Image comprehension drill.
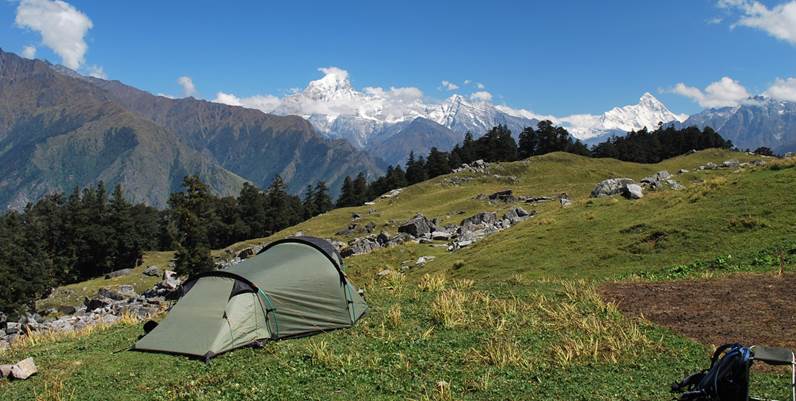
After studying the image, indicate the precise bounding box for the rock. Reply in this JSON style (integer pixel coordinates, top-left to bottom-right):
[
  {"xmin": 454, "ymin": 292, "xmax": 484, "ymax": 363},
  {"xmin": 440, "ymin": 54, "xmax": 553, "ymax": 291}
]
[
  {"xmin": 50, "ymin": 305, "xmax": 76, "ymax": 315},
  {"xmin": 294, "ymin": 231, "xmax": 304, "ymax": 237},
  {"xmin": 237, "ymin": 247, "xmax": 255, "ymax": 259},
  {"xmin": 341, "ymin": 237, "xmax": 380, "ymax": 257},
  {"xmin": 590, "ymin": 178, "xmax": 635, "ymax": 198},
  {"xmin": 461, "ymin": 212, "xmax": 497, "ymax": 227},
  {"xmin": 722, "ymin": 159, "xmax": 740, "ymax": 168},
  {"xmin": 161, "ymin": 270, "xmax": 180, "ymax": 290},
  {"xmin": 10, "ymin": 358, "xmax": 37, "ymax": 380},
  {"xmin": 678, "ymin": 168, "xmax": 689, "ymax": 174},
  {"xmin": 641, "ymin": 171, "xmax": 672, "ymax": 189},
  {"xmin": 398, "ymin": 214, "xmax": 435, "ymax": 238},
  {"xmin": 48, "ymin": 318, "xmax": 75, "ymax": 332},
  {"xmin": 0, "ymin": 364, "xmax": 12, "ymax": 378},
  {"xmin": 376, "ymin": 269, "xmax": 393, "ymax": 278},
  {"xmin": 351, "ymin": 212, "xmax": 361, "ymax": 220},
  {"xmin": 84, "ymin": 297, "xmax": 110, "ymax": 311},
  {"xmin": 666, "ymin": 179, "xmax": 685, "ymax": 190},
  {"xmin": 623, "ymin": 184, "xmax": 644, "ymax": 199},
  {"xmin": 105, "ymin": 268, "xmax": 134, "ymax": 279},
  {"xmin": 6, "ymin": 322, "xmax": 20, "ymax": 335},
  {"xmin": 559, "ymin": 193, "xmax": 572, "ymax": 208},
  {"xmin": 416, "ymin": 256, "xmax": 436, "ymax": 266},
  {"xmin": 751, "ymin": 160, "xmax": 766, "ymax": 166},
  {"xmin": 503, "ymin": 207, "xmax": 531, "ymax": 224},
  {"xmin": 364, "ymin": 201, "xmax": 375, "ymax": 206},
  {"xmin": 98, "ymin": 286, "xmax": 136, "ymax": 301},
  {"xmin": 364, "ymin": 221, "xmax": 376, "ymax": 233},
  {"xmin": 143, "ymin": 265, "xmax": 162, "ymax": 277},
  {"xmin": 380, "ymin": 188, "xmax": 403, "ymax": 199},
  {"xmin": 704, "ymin": 162, "xmax": 718, "ymax": 170},
  {"xmin": 431, "ymin": 231, "xmax": 451, "ymax": 240},
  {"xmin": 522, "ymin": 196, "xmax": 553, "ymax": 204},
  {"xmin": 376, "ymin": 231, "xmax": 391, "ymax": 245},
  {"xmin": 488, "ymin": 189, "xmax": 515, "ymax": 202}
]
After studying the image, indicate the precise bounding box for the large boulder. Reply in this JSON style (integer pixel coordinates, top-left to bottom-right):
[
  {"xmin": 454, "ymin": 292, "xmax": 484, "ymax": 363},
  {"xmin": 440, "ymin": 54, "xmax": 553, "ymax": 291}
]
[
  {"xmin": 591, "ymin": 178, "xmax": 635, "ymax": 198},
  {"xmin": 161, "ymin": 271, "xmax": 180, "ymax": 291},
  {"xmin": 623, "ymin": 184, "xmax": 644, "ymax": 199},
  {"xmin": 10, "ymin": 358, "xmax": 38, "ymax": 380},
  {"xmin": 97, "ymin": 286, "xmax": 137, "ymax": 301},
  {"xmin": 398, "ymin": 214, "xmax": 435, "ymax": 238},
  {"xmin": 503, "ymin": 207, "xmax": 532, "ymax": 224},
  {"xmin": 143, "ymin": 266, "xmax": 162, "ymax": 277},
  {"xmin": 640, "ymin": 171, "xmax": 672, "ymax": 189}
]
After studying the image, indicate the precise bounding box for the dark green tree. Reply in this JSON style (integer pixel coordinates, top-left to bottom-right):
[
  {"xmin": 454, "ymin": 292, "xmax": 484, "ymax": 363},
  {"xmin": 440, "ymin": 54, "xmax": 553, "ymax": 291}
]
[{"xmin": 169, "ymin": 176, "xmax": 215, "ymax": 276}]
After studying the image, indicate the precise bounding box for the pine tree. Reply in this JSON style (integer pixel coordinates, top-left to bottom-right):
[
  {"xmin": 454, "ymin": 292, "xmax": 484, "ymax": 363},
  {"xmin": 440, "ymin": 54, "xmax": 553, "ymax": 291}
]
[
  {"xmin": 425, "ymin": 147, "xmax": 451, "ymax": 177},
  {"xmin": 405, "ymin": 154, "xmax": 428, "ymax": 184},
  {"xmin": 312, "ymin": 181, "xmax": 333, "ymax": 214},
  {"xmin": 352, "ymin": 172, "xmax": 369, "ymax": 205},
  {"xmin": 336, "ymin": 176, "xmax": 356, "ymax": 207},
  {"xmin": 302, "ymin": 184, "xmax": 317, "ymax": 219},
  {"xmin": 109, "ymin": 184, "xmax": 141, "ymax": 270},
  {"xmin": 170, "ymin": 176, "xmax": 215, "ymax": 276}
]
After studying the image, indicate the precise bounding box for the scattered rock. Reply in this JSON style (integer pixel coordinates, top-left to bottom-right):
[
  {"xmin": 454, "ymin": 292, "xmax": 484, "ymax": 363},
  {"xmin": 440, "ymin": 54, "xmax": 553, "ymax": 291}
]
[
  {"xmin": 666, "ymin": 179, "xmax": 686, "ymax": 190},
  {"xmin": 461, "ymin": 212, "xmax": 497, "ymax": 227},
  {"xmin": 351, "ymin": 212, "xmax": 361, "ymax": 220},
  {"xmin": 161, "ymin": 270, "xmax": 180, "ymax": 291},
  {"xmin": 398, "ymin": 213, "xmax": 435, "ymax": 238},
  {"xmin": 678, "ymin": 168, "xmax": 689, "ymax": 174},
  {"xmin": 380, "ymin": 188, "xmax": 403, "ymax": 199},
  {"xmin": 416, "ymin": 256, "xmax": 436, "ymax": 266},
  {"xmin": 487, "ymin": 189, "xmax": 515, "ymax": 202},
  {"xmin": 364, "ymin": 221, "xmax": 376, "ymax": 233},
  {"xmin": 237, "ymin": 247, "xmax": 255, "ymax": 259},
  {"xmin": 640, "ymin": 171, "xmax": 672, "ymax": 189},
  {"xmin": 503, "ymin": 207, "xmax": 532, "ymax": 224},
  {"xmin": 84, "ymin": 297, "xmax": 110, "ymax": 311},
  {"xmin": 376, "ymin": 269, "xmax": 393, "ymax": 278},
  {"xmin": 341, "ymin": 237, "xmax": 381, "ymax": 257},
  {"xmin": 104, "ymin": 268, "xmax": 134, "ymax": 279},
  {"xmin": 143, "ymin": 266, "xmax": 162, "ymax": 277},
  {"xmin": 453, "ymin": 159, "xmax": 489, "ymax": 174},
  {"xmin": 751, "ymin": 160, "xmax": 766, "ymax": 166},
  {"xmin": 5, "ymin": 322, "xmax": 20, "ymax": 335},
  {"xmin": 431, "ymin": 231, "xmax": 452, "ymax": 241},
  {"xmin": 722, "ymin": 159, "xmax": 740, "ymax": 169},
  {"xmin": 559, "ymin": 193, "xmax": 572, "ymax": 208},
  {"xmin": 0, "ymin": 364, "xmax": 12, "ymax": 378},
  {"xmin": 590, "ymin": 178, "xmax": 635, "ymax": 198},
  {"xmin": 10, "ymin": 358, "xmax": 37, "ymax": 380}
]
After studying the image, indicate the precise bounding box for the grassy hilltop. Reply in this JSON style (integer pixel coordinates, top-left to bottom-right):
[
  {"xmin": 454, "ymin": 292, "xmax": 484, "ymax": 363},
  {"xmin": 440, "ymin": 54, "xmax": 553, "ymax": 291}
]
[{"xmin": 2, "ymin": 150, "xmax": 795, "ymax": 400}]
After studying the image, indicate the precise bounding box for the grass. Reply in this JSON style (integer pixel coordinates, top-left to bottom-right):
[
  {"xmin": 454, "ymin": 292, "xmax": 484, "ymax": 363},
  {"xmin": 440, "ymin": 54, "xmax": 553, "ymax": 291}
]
[{"xmin": 4, "ymin": 150, "xmax": 795, "ymax": 400}]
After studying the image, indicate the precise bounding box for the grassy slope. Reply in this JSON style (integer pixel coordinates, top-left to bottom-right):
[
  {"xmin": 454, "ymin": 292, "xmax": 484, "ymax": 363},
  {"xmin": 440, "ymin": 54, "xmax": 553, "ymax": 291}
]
[{"xmin": 3, "ymin": 150, "xmax": 795, "ymax": 400}]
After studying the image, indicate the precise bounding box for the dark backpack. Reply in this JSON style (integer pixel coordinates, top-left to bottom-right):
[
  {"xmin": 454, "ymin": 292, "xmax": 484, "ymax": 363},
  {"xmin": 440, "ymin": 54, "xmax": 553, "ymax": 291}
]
[{"xmin": 672, "ymin": 343, "xmax": 753, "ymax": 401}]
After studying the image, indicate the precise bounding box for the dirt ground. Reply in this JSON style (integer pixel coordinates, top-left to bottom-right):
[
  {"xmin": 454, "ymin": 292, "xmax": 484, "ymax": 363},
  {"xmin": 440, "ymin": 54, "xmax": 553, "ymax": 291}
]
[{"xmin": 601, "ymin": 273, "xmax": 796, "ymax": 351}]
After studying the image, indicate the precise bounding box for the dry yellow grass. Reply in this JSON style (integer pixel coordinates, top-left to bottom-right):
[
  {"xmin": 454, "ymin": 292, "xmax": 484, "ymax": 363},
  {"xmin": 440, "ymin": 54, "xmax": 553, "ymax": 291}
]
[
  {"xmin": 430, "ymin": 289, "xmax": 468, "ymax": 328},
  {"xmin": 418, "ymin": 273, "xmax": 447, "ymax": 292}
]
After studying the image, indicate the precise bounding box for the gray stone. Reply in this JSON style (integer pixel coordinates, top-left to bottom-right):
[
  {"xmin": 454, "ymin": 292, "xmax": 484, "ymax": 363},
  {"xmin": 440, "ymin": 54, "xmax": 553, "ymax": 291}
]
[
  {"xmin": 143, "ymin": 265, "xmax": 162, "ymax": 277},
  {"xmin": 678, "ymin": 168, "xmax": 689, "ymax": 174},
  {"xmin": 351, "ymin": 212, "xmax": 361, "ymax": 220},
  {"xmin": 0, "ymin": 364, "xmax": 12, "ymax": 378},
  {"xmin": 488, "ymin": 189, "xmax": 515, "ymax": 202},
  {"xmin": 161, "ymin": 270, "xmax": 180, "ymax": 290},
  {"xmin": 6, "ymin": 322, "xmax": 20, "ymax": 335},
  {"xmin": 623, "ymin": 184, "xmax": 644, "ymax": 199},
  {"xmin": 559, "ymin": 194, "xmax": 572, "ymax": 208},
  {"xmin": 416, "ymin": 256, "xmax": 436, "ymax": 266},
  {"xmin": 237, "ymin": 247, "xmax": 255, "ymax": 259},
  {"xmin": 10, "ymin": 357, "xmax": 37, "ymax": 380},
  {"xmin": 431, "ymin": 231, "xmax": 451, "ymax": 240},
  {"xmin": 591, "ymin": 178, "xmax": 635, "ymax": 197},
  {"xmin": 105, "ymin": 268, "xmax": 134, "ymax": 279},
  {"xmin": 503, "ymin": 207, "xmax": 531, "ymax": 224},
  {"xmin": 722, "ymin": 159, "xmax": 740, "ymax": 168},
  {"xmin": 666, "ymin": 179, "xmax": 685, "ymax": 190},
  {"xmin": 398, "ymin": 214, "xmax": 435, "ymax": 238},
  {"xmin": 641, "ymin": 171, "xmax": 672, "ymax": 189},
  {"xmin": 341, "ymin": 237, "xmax": 381, "ymax": 257},
  {"xmin": 704, "ymin": 162, "xmax": 718, "ymax": 170},
  {"xmin": 376, "ymin": 269, "xmax": 393, "ymax": 278},
  {"xmin": 364, "ymin": 221, "xmax": 376, "ymax": 233},
  {"xmin": 376, "ymin": 231, "xmax": 391, "ymax": 245},
  {"xmin": 461, "ymin": 212, "xmax": 497, "ymax": 227},
  {"xmin": 751, "ymin": 160, "xmax": 766, "ymax": 166},
  {"xmin": 84, "ymin": 297, "xmax": 110, "ymax": 311},
  {"xmin": 98, "ymin": 287, "xmax": 135, "ymax": 301}
]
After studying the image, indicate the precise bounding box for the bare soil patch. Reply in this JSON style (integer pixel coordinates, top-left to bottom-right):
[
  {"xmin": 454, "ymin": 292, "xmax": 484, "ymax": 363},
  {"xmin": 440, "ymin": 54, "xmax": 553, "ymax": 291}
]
[{"xmin": 601, "ymin": 273, "xmax": 796, "ymax": 350}]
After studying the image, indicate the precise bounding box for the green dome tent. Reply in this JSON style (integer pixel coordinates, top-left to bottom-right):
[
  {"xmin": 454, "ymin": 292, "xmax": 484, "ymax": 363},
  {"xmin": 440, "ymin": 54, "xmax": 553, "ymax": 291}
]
[{"xmin": 134, "ymin": 237, "xmax": 368, "ymax": 360}]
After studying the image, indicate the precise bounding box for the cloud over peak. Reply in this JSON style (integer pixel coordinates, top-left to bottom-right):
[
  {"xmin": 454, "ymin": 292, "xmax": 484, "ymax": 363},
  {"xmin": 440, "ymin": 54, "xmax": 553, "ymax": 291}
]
[
  {"xmin": 719, "ymin": 0, "xmax": 796, "ymax": 45},
  {"xmin": 670, "ymin": 76, "xmax": 750, "ymax": 108},
  {"xmin": 15, "ymin": 0, "xmax": 93, "ymax": 69}
]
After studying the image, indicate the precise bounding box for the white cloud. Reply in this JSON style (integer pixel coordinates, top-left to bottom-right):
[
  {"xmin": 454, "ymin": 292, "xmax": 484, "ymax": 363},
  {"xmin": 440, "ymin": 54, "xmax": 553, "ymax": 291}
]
[
  {"xmin": 670, "ymin": 76, "xmax": 750, "ymax": 108},
  {"xmin": 317, "ymin": 66, "xmax": 349, "ymax": 81},
  {"xmin": 86, "ymin": 65, "xmax": 106, "ymax": 79},
  {"xmin": 15, "ymin": 0, "xmax": 93, "ymax": 69},
  {"xmin": 495, "ymin": 104, "xmax": 556, "ymax": 122},
  {"xmin": 463, "ymin": 79, "xmax": 471, "ymax": 85},
  {"xmin": 441, "ymin": 80, "xmax": 459, "ymax": 91},
  {"xmin": 476, "ymin": 82, "xmax": 485, "ymax": 89},
  {"xmin": 719, "ymin": 0, "xmax": 796, "ymax": 45},
  {"xmin": 764, "ymin": 77, "xmax": 796, "ymax": 101},
  {"xmin": 21, "ymin": 45, "xmax": 37, "ymax": 59},
  {"xmin": 177, "ymin": 76, "xmax": 198, "ymax": 97},
  {"xmin": 470, "ymin": 91, "xmax": 493, "ymax": 102},
  {"xmin": 707, "ymin": 16, "xmax": 724, "ymax": 24},
  {"xmin": 213, "ymin": 92, "xmax": 281, "ymax": 113}
]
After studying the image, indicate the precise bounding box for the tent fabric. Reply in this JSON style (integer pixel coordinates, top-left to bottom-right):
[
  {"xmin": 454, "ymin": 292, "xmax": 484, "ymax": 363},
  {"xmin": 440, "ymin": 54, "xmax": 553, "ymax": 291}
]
[{"xmin": 134, "ymin": 237, "xmax": 367, "ymax": 358}]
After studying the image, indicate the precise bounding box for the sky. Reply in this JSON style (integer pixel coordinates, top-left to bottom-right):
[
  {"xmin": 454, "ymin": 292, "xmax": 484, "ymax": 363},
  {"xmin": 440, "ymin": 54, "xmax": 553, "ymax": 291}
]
[{"xmin": 2, "ymin": 0, "xmax": 796, "ymax": 118}]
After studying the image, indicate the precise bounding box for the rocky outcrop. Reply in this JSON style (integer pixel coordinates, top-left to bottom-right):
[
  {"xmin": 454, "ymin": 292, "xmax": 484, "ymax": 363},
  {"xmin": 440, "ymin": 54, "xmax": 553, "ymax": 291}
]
[
  {"xmin": 453, "ymin": 159, "xmax": 488, "ymax": 174},
  {"xmin": 398, "ymin": 214, "xmax": 436, "ymax": 238},
  {"xmin": 640, "ymin": 170, "xmax": 685, "ymax": 191},
  {"xmin": 624, "ymin": 184, "xmax": 644, "ymax": 199},
  {"xmin": 591, "ymin": 178, "xmax": 636, "ymax": 198}
]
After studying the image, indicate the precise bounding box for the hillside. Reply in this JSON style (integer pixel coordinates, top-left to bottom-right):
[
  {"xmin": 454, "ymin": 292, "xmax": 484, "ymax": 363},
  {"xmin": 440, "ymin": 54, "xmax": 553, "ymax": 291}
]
[
  {"xmin": 0, "ymin": 49, "xmax": 384, "ymax": 208},
  {"xmin": 2, "ymin": 149, "xmax": 794, "ymax": 400}
]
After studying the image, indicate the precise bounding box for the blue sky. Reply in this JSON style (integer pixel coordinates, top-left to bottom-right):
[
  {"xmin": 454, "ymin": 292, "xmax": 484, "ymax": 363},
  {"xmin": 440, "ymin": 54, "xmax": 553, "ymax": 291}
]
[{"xmin": 2, "ymin": 0, "xmax": 796, "ymax": 116}]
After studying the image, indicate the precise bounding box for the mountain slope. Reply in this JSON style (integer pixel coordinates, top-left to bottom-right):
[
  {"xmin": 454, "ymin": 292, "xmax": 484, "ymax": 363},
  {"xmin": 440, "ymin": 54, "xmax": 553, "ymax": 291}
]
[
  {"xmin": 365, "ymin": 117, "xmax": 464, "ymax": 165},
  {"xmin": 0, "ymin": 50, "xmax": 245, "ymax": 209},
  {"xmin": 681, "ymin": 96, "xmax": 796, "ymax": 153}
]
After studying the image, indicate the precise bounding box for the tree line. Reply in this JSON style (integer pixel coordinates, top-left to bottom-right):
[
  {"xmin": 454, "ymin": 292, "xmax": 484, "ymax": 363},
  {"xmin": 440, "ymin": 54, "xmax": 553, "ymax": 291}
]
[
  {"xmin": 0, "ymin": 176, "xmax": 334, "ymax": 316},
  {"xmin": 335, "ymin": 121, "xmax": 730, "ymax": 206}
]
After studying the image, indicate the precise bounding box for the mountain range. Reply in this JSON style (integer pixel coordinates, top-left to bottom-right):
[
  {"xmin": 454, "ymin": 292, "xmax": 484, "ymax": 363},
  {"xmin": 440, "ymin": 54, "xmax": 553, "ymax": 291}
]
[
  {"xmin": 677, "ymin": 96, "xmax": 796, "ymax": 154},
  {"xmin": 261, "ymin": 68, "xmax": 688, "ymax": 164},
  {"xmin": 0, "ymin": 49, "xmax": 383, "ymax": 209}
]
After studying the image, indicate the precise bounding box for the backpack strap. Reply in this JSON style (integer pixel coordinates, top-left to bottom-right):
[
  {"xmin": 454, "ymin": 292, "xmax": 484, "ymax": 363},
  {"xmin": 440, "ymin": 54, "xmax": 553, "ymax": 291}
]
[{"xmin": 711, "ymin": 344, "xmax": 741, "ymax": 366}]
